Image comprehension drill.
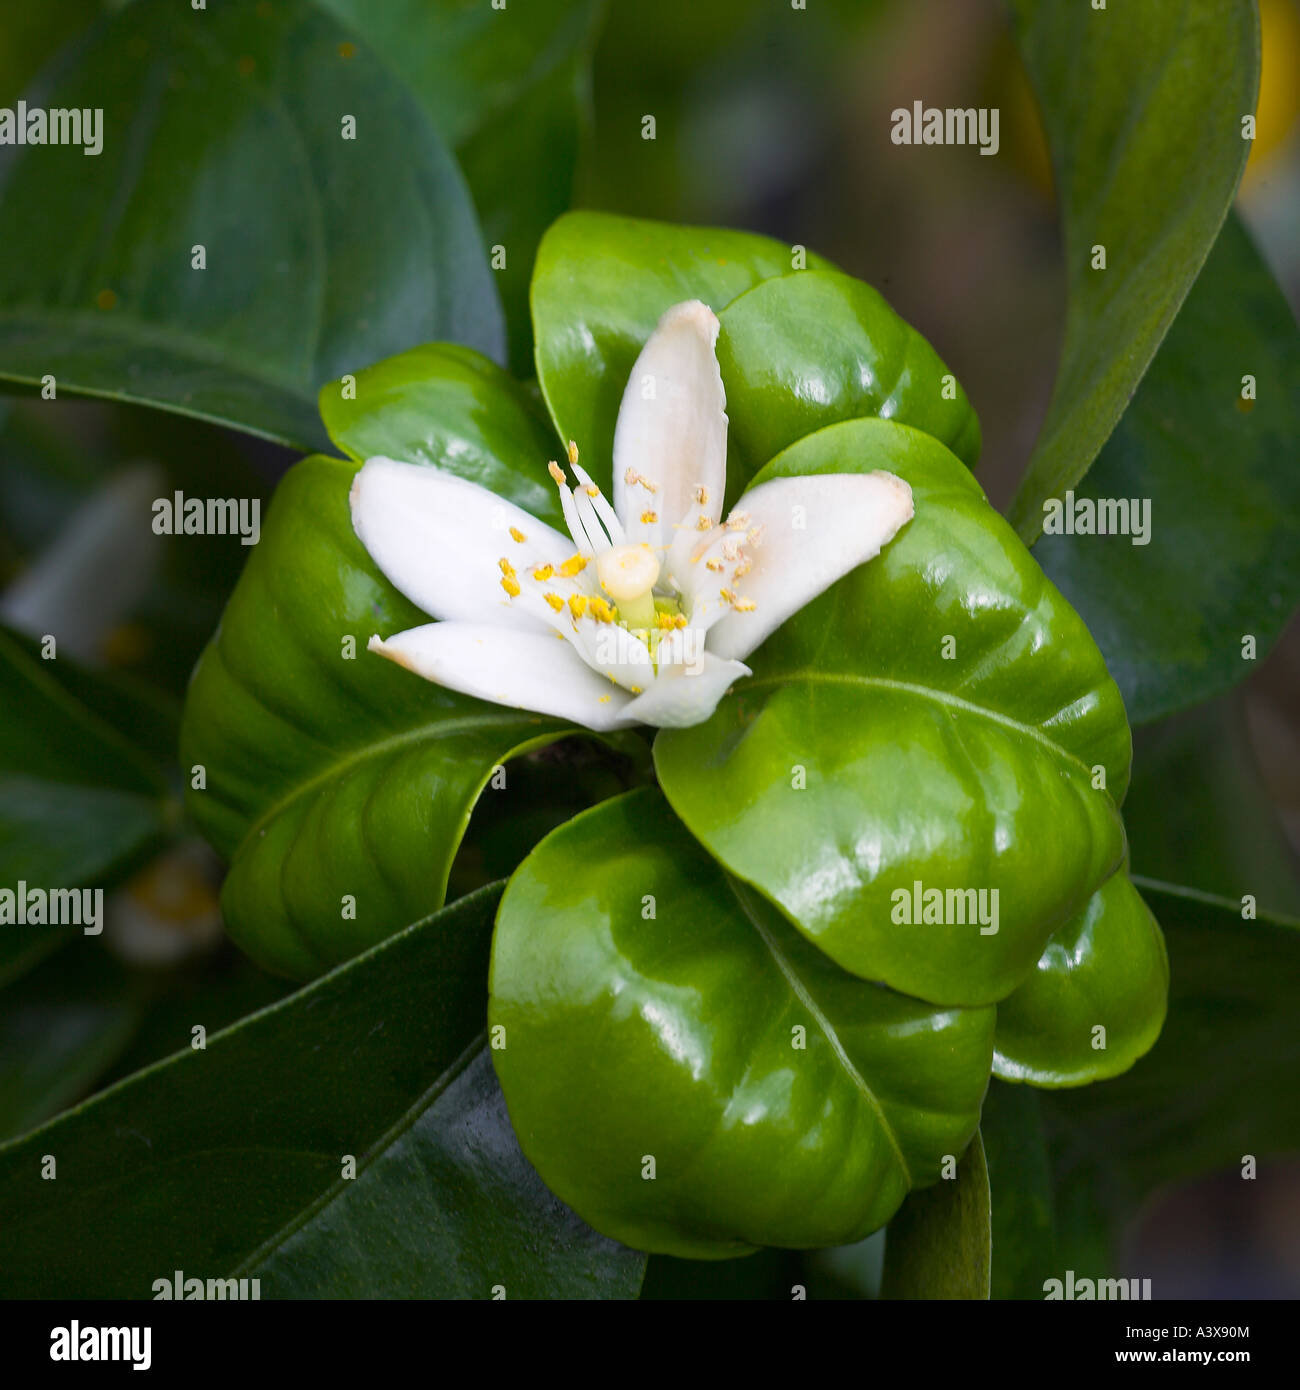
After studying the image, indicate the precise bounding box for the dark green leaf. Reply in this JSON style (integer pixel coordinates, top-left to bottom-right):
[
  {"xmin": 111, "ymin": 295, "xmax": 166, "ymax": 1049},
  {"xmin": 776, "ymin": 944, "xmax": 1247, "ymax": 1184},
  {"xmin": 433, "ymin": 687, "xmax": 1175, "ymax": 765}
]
[
  {"xmin": 0, "ymin": 0, "xmax": 503, "ymax": 448},
  {"xmin": 315, "ymin": 0, "xmax": 602, "ymax": 375},
  {"xmin": 1035, "ymin": 217, "xmax": 1300, "ymax": 724},
  {"xmin": 980, "ymin": 1081, "xmax": 1057, "ymax": 1300},
  {"xmin": 1006, "ymin": 0, "xmax": 1258, "ymax": 540},
  {"xmin": 0, "ymin": 883, "xmax": 645, "ymax": 1298}
]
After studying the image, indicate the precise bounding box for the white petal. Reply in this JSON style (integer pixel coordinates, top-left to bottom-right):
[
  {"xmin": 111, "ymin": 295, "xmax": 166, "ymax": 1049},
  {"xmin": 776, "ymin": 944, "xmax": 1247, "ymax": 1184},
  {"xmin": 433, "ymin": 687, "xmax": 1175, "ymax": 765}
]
[
  {"xmin": 706, "ymin": 472, "xmax": 914, "ymax": 662},
  {"xmin": 350, "ymin": 458, "xmax": 574, "ymax": 630},
  {"xmin": 368, "ymin": 623, "xmax": 636, "ymax": 731},
  {"xmin": 619, "ymin": 643, "xmax": 751, "ymax": 728},
  {"xmin": 612, "ymin": 300, "xmax": 727, "ymax": 548}
]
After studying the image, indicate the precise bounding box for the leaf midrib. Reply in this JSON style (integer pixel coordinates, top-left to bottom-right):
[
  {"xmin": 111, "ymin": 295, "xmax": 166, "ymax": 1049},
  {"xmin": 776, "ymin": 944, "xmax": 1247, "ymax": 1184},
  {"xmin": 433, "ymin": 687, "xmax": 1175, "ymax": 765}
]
[{"xmin": 725, "ymin": 877, "xmax": 913, "ymax": 1188}]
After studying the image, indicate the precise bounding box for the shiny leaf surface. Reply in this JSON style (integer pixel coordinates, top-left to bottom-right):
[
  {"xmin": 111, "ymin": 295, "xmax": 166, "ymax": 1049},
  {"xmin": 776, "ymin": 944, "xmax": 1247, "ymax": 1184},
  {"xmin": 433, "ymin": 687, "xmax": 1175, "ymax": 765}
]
[
  {"xmin": 490, "ymin": 788, "xmax": 995, "ymax": 1259},
  {"xmin": 993, "ymin": 872, "xmax": 1168, "ymax": 1088},
  {"xmin": 656, "ymin": 419, "xmax": 1129, "ymax": 1006}
]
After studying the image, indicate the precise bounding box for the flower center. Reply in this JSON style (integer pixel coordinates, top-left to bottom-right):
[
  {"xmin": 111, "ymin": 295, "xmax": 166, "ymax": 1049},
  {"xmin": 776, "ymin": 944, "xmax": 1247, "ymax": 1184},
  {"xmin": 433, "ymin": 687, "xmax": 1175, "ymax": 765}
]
[{"xmin": 596, "ymin": 543, "xmax": 661, "ymax": 629}]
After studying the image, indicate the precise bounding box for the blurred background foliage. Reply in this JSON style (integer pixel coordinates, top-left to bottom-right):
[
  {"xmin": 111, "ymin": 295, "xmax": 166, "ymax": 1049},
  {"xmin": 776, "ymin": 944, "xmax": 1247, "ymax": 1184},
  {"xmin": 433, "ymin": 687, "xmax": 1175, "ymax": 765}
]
[{"xmin": 0, "ymin": 0, "xmax": 1296, "ymax": 1297}]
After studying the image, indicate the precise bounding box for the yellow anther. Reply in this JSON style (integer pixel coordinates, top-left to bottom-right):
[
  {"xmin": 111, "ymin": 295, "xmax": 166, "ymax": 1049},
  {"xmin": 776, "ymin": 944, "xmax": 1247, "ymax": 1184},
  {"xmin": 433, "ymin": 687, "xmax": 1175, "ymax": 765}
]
[
  {"xmin": 599, "ymin": 695, "xmax": 611, "ymax": 704},
  {"xmin": 501, "ymin": 576, "xmax": 521, "ymax": 597},
  {"xmin": 589, "ymin": 596, "xmax": 616, "ymax": 623},
  {"xmin": 705, "ymin": 558, "xmax": 726, "ymax": 573},
  {"xmin": 748, "ymin": 525, "xmax": 766, "ymax": 545},
  {"xmin": 509, "ymin": 526, "xmax": 526, "ymax": 543},
  {"xmin": 655, "ymin": 611, "xmax": 676, "ymax": 630},
  {"xmin": 544, "ymin": 592, "xmax": 565, "ymax": 612},
  {"xmin": 567, "ymin": 440, "xmax": 580, "ymax": 466},
  {"xmin": 726, "ymin": 512, "xmax": 751, "ymax": 531},
  {"xmin": 694, "ymin": 485, "xmax": 709, "ymax": 505},
  {"xmin": 733, "ymin": 597, "xmax": 757, "ymax": 612},
  {"xmin": 625, "ymin": 468, "xmax": 657, "ymax": 493},
  {"xmin": 497, "ymin": 557, "xmax": 516, "ymax": 577},
  {"xmin": 696, "ymin": 515, "xmax": 713, "ymax": 531},
  {"xmin": 640, "ymin": 510, "xmax": 658, "ymax": 524},
  {"xmin": 548, "ymin": 460, "xmax": 566, "ymax": 485},
  {"xmin": 583, "ymin": 484, "xmax": 600, "ymax": 497},
  {"xmin": 559, "ymin": 553, "xmax": 588, "ymax": 577},
  {"xmin": 733, "ymin": 560, "xmax": 753, "ymax": 579},
  {"xmin": 719, "ymin": 588, "xmax": 737, "ymax": 604},
  {"xmin": 674, "ymin": 614, "xmax": 688, "ymax": 628},
  {"xmin": 532, "ymin": 564, "xmax": 554, "ymax": 581},
  {"xmin": 568, "ymin": 594, "xmax": 589, "ymax": 618},
  {"xmin": 630, "ymin": 685, "xmax": 643, "ymax": 695}
]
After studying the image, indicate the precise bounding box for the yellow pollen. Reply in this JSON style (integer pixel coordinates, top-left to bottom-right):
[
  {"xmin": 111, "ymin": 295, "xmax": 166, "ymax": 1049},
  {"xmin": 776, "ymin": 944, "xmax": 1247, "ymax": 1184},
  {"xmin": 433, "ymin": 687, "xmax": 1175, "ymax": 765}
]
[
  {"xmin": 748, "ymin": 525, "xmax": 766, "ymax": 545},
  {"xmin": 733, "ymin": 560, "xmax": 753, "ymax": 579},
  {"xmin": 559, "ymin": 554, "xmax": 588, "ymax": 577},
  {"xmin": 655, "ymin": 612, "xmax": 676, "ymax": 630},
  {"xmin": 696, "ymin": 515, "xmax": 713, "ymax": 531},
  {"xmin": 589, "ymin": 596, "xmax": 616, "ymax": 623},
  {"xmin": 532, "ymin": 563, "xmax": 554, "ymax": 581},
  {"xmin": 497, "ymin": 557, "xmax": 516, "ymax": 578},
  {"xmin": 694, "ymin": 485, "xmax": 709, "ymax": 505},
  {"xmin": 568, "ymin": 594, "xmax": 589, "ymax": 618},
  {"xmin": 509, "ymin": 526, "xmax": 526, "ymax": 543},
  {"xmin": 583, "ymin": 484, "xmax": 600, "ymax": 497},
  {"xmin": 726, "ymin": 513, "xmax": 751, "ymax": 531},
  {"xmin": 501, "ymin": 576, "xmax": 520, "ymax": 597},
  {"xmin": 630, "ymin": 685, "xmax": 643, "ymax": 694},
  {"xmin": 625, "ymin": 468, "xmax": 658, "ymax": 493},
  {"xmin": 548, "ymin": 460, "xmax": 566, "ymax": 485},
  {"xmin": 733, "ymin": 597, "xmax": 757, "ymax": 612},
  {"xmin": 674, "ymin": 614, "xmax": 688, "ymax": 628},
  {"xmin": 567, "ymin": 440, "xmax": 580, "ymax": 465},
  {"xmin": 719, "ymin": 588, "xmax": 737, "ymax": 604},
  {"xmin": 544, "ymin": 592, "xmax": 565, "ymax": 611},
  {"xmin": 640, "ymin": 510, "xmax": 658, "ymax": 524},
  {"xmin": 599, "ymin": 695, "xmax": 611, "ymax": 703},
  {"xmin": 705, "ymin": 558, "xmax": 726, "ymax": 572}
]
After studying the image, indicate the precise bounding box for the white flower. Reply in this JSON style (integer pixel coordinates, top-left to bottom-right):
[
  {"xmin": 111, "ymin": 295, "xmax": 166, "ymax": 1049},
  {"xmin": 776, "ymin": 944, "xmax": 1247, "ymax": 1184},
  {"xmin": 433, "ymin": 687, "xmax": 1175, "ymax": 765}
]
[{"xmin": 350, "ymin": 300, "xmax": 913, "ymax": 731}]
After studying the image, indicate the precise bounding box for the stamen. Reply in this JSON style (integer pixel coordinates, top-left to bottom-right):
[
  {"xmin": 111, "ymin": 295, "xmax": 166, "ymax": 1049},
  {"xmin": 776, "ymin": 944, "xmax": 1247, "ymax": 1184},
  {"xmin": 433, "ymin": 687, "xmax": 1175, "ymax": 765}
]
[
  {"xmin": 641, "ymin": 510, "xmax": 658, "ymax": 524},
  {"xmin": 559, "ymin": 553, "xmax": 588, "ymax": 577},
  {"xmin": 567, "ymin": 440, "xmax": 580, "ymax": 466},
  {"xmin": 497, "ymin": 558, "xmax": 516, "ymax": 577},
  {"xmin": 570, "ymin": 461, "xmax": 625, "ymax": 547},
  {"xmin": 548, "ymin": 461, "xmax": 566, "ymax": 485},
  {"xmin": 625, "ymin": 468, "xmax": 658, "ymax": 494},
  {"xmin": 501, "ymin": 576, "xmax": 520, "ymax": 597},
  {"xmin": 568, "ymin": 594, "xmax": 588, "ymax": 618},
  {"xmin": 589, "ymin": 596, "xmax": 617, "ymax": 623},
  {"xmin": 696, "ymin": 515, "xmax": 713, "ymax": 531},
  {"xmin": 544, "ymin": 592, "xmax": 565, "ymax": 612},
  {"xmin": 733, "ymin": 597, "xmax": 757, "ymax": 612},
  {"xmin": 532, "ymin": 564, "xmax": 554, "ymax": 581},
  {"xmin": 694, "ymin": 485, "xmax": 709, "ymax": 506},
  {"xmin": 509, "ymin": 526, "xmax": 526, "ymax": 543},
  {"xmin": 705, "ymin": 558, "xmax": 726, "ymax": 573},
  {"xmin": 726, "ymin": 512, "xmax": 751, "ymax": 532}
]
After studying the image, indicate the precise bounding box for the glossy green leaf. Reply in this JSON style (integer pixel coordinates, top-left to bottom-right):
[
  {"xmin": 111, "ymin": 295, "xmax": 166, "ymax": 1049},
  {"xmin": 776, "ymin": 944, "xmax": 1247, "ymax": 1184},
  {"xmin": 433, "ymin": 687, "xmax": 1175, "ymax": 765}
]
[
  {"xmin": 656, "ymin": 419, "xmax": 1129, "ymax": 1007},
  {"xmin": 179, "ymin": 453, "xmax": 573, "ymax": 979},
  {"xmin": 880, "ymin": 1132, "xmax": 990, "ymax": 1300},
  {"xmin": 1045, "ymin": 881, "xmax": 1300, "ymax": 1197},
  {"xmin": 1006, "ymin": 0, "xmax": 1258, "ymax": 540},
  {"xmin": 0, "ymin": 883, "xmax": 645, "ymax": 1299},
  {"xmin": 316, "ymin": 0, "xmax": 602, "ymax": 375},
  {"xmin": 489, "ymin": 788, "xmax": 995, "ymax": 1259},
  {"xmin": 532, "ymin": 211, "xmax": 836, "ymax": 491},
  {"xmin": 716, "ymin": 268, "xmax": 981, "ymax": 486},
  {"xmin": 1034, "ymin": 216, "xmax": 1300, "ymax": 724},
  {"xmin": 319, "ymin": 343, "xmax": 565, "ymax": 529},
  {"xmin": 0, "ymin": 0, "xmax": 503, "ymax": 449},
  {"xmin": 993, "ymin": 872, "xmax": 1168, "ymax": 1088}
]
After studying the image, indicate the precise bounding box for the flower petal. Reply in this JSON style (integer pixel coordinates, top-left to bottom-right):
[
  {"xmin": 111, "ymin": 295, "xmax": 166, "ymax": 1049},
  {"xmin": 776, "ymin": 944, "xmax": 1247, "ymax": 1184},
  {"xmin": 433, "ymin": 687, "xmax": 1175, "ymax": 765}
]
[
  {"xmin": 706, "ymin": 472, "xmax": 914, "ymax": 662},
  {"xmin": 351, "ymin": 458, "xmax": 573, "ymax": 630},
  {"xmin": 612, "ymin": 300, "xmax": 727, "ymax": 547},
  {"xmin": 619, "ymin": 641, "xmax": 751, "ymax": 728},
  {"xmin": 368, "ymin": 622, "xmax": 636, "ymax": 731}
]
